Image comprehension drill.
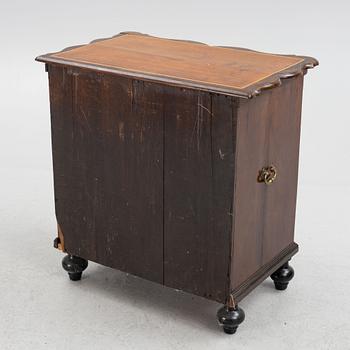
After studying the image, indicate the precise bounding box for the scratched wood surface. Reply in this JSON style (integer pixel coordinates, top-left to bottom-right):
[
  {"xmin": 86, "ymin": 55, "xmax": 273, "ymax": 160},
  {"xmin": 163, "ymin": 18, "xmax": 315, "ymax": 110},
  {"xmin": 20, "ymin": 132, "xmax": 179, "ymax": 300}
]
[
  {"xmin": 48, "ymin": 65, "xmax": 164, "ymax": 283},
  {"xmin": 46, "ymin": 61, "xmax": 306, "ymax": 305},
  {"xmin": 48, "ymin": 64, "xmax": 238, "ymax": 303},
  {"xmin": 163, "ymin": 89, "xmax": 236, "ymax": 302}
]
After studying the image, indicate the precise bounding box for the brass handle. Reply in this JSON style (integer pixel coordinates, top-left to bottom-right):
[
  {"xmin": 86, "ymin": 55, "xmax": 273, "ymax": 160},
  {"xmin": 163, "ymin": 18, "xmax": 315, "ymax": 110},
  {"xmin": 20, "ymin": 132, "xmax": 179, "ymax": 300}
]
[{"xmin": 258, "ymin": 165, "xmax": 277, "ymax": 185}]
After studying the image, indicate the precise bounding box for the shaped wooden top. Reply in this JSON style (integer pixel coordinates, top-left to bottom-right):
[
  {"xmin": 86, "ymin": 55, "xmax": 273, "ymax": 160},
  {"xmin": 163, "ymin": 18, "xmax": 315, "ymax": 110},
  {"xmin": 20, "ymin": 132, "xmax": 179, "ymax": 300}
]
[{"xmin": 36, "ymin": 32, "xmax": 318, "ymax": 98}]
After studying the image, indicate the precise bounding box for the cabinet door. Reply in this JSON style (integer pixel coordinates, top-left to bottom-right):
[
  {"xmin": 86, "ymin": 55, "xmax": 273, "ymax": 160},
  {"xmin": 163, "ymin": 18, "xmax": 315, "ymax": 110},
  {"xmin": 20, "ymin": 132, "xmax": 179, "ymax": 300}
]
[
  {"xmin": 49, "ymin": 66, "xmax": 164, "ymax": 283},
  {"xmin": 163, "ymin": 89, "xmax": 235, "ymax": 303},
  {"xmin": 231, "ymin": 75, "xmax": 303, "ymax": 290}
]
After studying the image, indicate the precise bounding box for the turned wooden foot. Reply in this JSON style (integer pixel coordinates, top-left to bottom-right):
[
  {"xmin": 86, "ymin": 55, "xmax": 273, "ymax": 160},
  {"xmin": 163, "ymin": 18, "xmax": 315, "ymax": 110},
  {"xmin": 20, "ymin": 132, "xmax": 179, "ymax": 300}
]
[
  {"xmin": 271, "ymin": 261, "xmax": 294, "ymax": 290},
  {"xmin": 217, "ymin": 304, "xmax": 245, "ymax": 334},
  {"xmin": 62, "ymin": 255, "xmax": 88, "ymax": 281}
]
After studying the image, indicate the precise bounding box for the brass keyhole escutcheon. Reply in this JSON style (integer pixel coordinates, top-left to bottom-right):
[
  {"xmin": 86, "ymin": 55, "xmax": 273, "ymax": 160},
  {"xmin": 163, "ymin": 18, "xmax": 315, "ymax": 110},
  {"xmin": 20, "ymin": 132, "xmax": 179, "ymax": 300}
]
[{"xmin": 258, "ymin": 165, "xmax": 277, "ymax": 185}]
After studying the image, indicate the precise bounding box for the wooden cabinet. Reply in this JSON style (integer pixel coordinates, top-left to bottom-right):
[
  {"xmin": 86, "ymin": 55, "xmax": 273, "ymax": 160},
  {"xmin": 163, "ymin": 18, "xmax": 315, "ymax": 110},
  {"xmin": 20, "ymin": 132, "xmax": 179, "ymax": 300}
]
[{"xmin": 36, "ymin": 32, "xmax": 317, "ymax": 334}]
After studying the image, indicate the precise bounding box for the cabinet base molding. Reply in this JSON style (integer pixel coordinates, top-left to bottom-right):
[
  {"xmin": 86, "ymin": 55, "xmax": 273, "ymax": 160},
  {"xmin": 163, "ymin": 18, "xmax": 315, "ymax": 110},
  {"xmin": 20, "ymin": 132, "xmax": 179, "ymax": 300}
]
[{"xmin": 231, "ymin": 242, "xmax": 298, "ymax": 303}]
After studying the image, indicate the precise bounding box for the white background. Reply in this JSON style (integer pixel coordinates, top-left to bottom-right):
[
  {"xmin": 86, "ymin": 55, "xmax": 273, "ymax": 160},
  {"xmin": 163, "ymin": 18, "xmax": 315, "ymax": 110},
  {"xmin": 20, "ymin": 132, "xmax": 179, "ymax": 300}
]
[{"xmin": 0, "ymin": 1, "xmax": 349, "ymax": 349}]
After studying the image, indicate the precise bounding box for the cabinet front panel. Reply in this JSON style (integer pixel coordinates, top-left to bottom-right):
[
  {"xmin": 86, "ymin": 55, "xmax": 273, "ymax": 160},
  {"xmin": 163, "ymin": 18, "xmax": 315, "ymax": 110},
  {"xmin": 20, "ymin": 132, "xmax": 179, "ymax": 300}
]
[{"xmin": 49, "ymin": 66, "xmax": 164, "ymax": 283}]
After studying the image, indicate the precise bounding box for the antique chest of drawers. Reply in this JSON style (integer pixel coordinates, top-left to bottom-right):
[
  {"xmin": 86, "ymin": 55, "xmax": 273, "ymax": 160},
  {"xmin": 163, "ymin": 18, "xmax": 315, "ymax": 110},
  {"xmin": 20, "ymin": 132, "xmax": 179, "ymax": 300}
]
[{"xmin": 36, "ymin": 32, "xmax": 317, "ymax": 334}]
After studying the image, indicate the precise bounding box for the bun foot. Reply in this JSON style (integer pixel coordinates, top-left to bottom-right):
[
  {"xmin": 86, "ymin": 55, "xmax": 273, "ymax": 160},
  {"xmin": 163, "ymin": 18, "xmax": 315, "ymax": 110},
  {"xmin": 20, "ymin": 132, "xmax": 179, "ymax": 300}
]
[
  {"xmin": 62, "ymin": 255, "xmax": 88, "ymax": 281},
  {"xmin": 217, "ymin": 304, "xmax": 245, "ymax": 335},
  {"xmin": 271, "ymin": 261, "xmax": 294, "ymax": 290},
  {"xmin": 68, "ymin": 272, "xmax": 83, "ymax": 281}
]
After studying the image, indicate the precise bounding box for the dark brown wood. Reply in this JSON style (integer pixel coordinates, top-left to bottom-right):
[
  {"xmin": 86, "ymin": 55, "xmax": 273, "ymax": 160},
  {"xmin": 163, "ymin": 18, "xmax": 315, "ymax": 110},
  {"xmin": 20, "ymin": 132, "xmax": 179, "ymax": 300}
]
[
  {"xmin": 163, "ymin": 90, "xmax": 236, "ymax": 303},
  {"xmin": 37, "ymin": 33, "xmax": 318, "ymax": 334},
  {"xmin": 230, "ymin": 75, "xmax": 304, "ymax": 290},
  {"xmin": 48, "ymin": 65, "xmax": 164, "ymax": 284},
  {"xmin": 47, "ymin": 66, "xmax": 306, "ymax": 297},
  {"xmin": 37, "ymin": 32, "xmax": 318, "ymax": 99}
]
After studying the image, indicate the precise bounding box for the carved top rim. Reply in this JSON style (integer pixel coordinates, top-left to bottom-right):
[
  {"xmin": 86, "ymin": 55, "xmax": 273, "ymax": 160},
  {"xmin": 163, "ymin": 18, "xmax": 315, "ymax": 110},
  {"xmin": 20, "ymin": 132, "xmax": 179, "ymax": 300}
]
[{"xmin": 36, "ymin": 32, "xmax": 318, "ymax": 99}]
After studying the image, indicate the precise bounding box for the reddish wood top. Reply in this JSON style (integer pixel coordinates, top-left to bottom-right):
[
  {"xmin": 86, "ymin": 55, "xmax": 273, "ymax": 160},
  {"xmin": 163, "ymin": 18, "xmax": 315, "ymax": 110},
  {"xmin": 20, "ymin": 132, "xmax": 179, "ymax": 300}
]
[{"xmin": 36, "ymin": 32, "xmax": 318, "ymax": 98}]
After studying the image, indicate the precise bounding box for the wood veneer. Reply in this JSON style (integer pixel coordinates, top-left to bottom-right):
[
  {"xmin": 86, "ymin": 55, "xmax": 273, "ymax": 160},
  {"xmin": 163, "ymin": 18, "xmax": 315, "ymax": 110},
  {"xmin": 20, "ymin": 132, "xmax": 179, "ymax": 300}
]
[{"xmin": 37, "ymin": 32, "xmax": 318, "ymax": 98}]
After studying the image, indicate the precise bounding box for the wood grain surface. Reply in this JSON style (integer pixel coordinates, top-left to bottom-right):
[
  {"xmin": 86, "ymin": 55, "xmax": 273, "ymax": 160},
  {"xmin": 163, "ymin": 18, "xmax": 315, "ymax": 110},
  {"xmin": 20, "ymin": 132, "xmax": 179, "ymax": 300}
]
[
  {"xmin": 163, "ymin": 90, "xmax": 236, "ymax": 302},
  {"xmin": 48, "ymin": 64, "xmax": 238, "ymax": 302},
  {"xmin": 49, "ymin": 65, "xmax": 164, "ymax": 284},
  {"xmin": 37, "ymin": 32, "xmax": 318, "ymax": 98},
  {"xmin": 45, "ymin": 59, "xmax": 308, "ymax": 304},
  {"xmin": 230, "ymin": 75, "xmax": 304, "ymax": 290}
]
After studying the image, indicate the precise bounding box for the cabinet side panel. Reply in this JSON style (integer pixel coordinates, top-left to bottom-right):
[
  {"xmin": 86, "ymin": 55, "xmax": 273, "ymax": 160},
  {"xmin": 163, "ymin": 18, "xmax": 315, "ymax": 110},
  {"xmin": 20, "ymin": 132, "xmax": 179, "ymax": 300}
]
[
  {"xmin": 262, "ymin": 76, "xmax": 304, "ymax": 263},
  {"xmin": 231, "ymin": 76, "xmax": 304, "ymax": 289},
  {"xmin": 164, "ymin": 91, "xmax": 235, "ymax": 303},
  {"xmin": 48, "ymin": 65, "xmax": 164, "ymax": 283}
]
